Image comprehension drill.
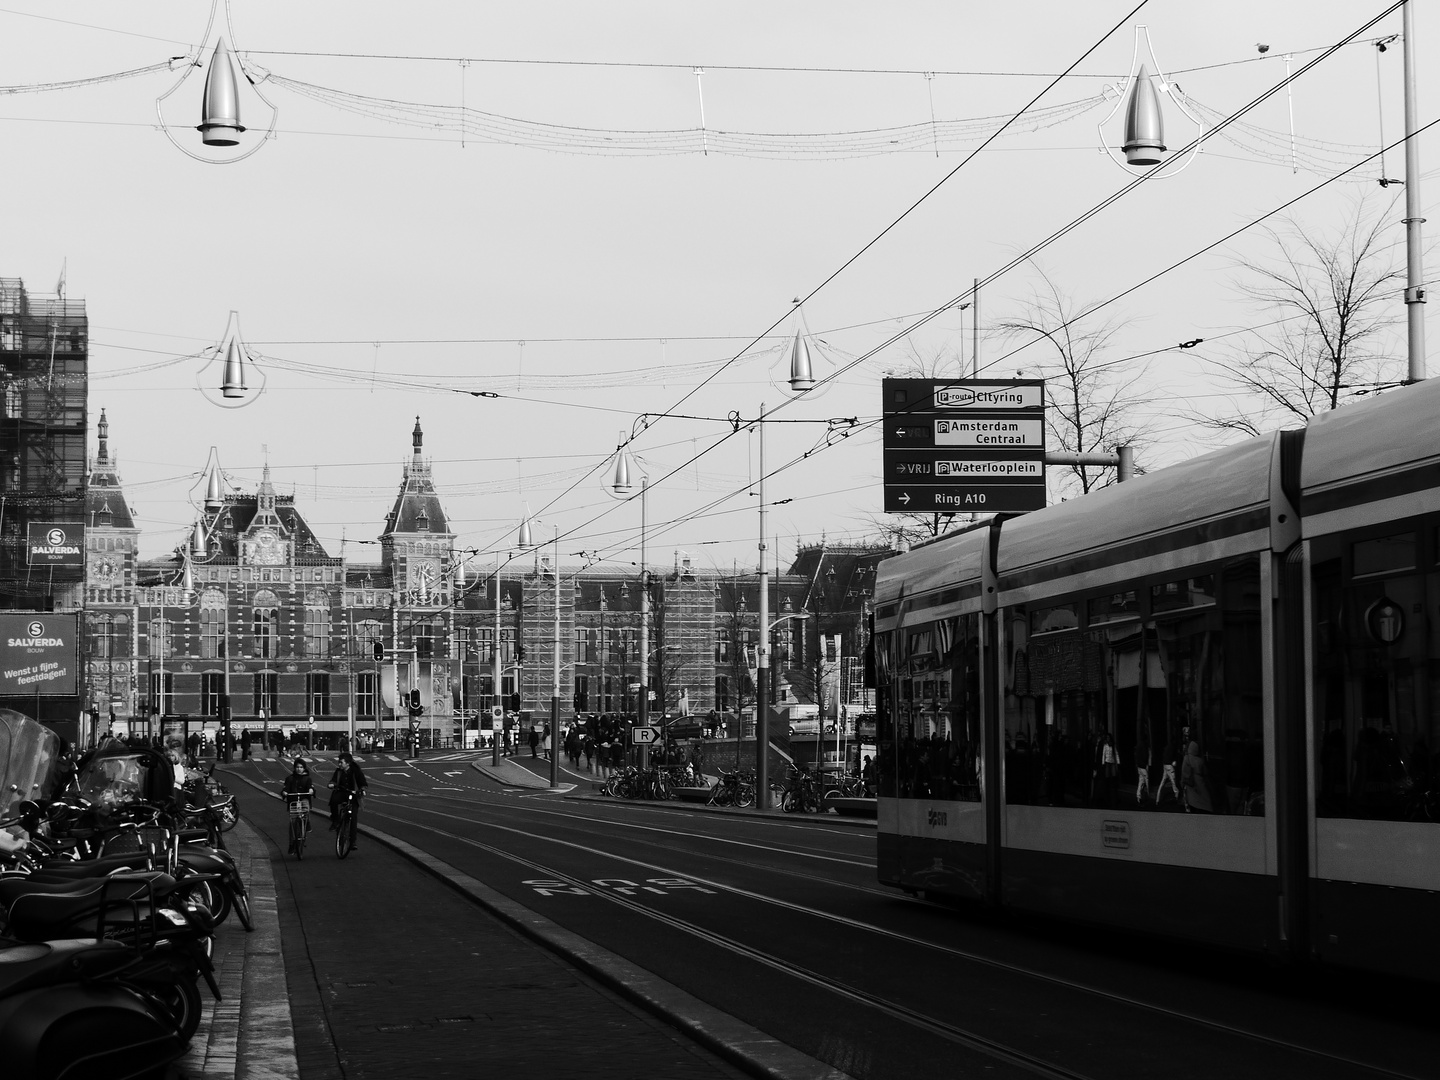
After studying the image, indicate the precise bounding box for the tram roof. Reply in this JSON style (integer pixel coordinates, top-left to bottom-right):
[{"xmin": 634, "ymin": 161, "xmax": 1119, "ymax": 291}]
[
  {"xmin": 874, "ymin": 525, "xmax": 986, "ymax": 610},
  {"xmin": 996, "ymin": 432, "xmax": 1274, "ymax": 588},
  {"xmin": 1299, "ymin": 375, "xmax": 1440, "ymax": 526}
]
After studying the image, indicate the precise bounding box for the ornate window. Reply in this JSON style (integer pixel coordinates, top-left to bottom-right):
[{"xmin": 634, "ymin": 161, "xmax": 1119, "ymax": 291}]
[
  {"xmin": 304, "ymin": 605, "xmax": 330, "ymax": 659},
  {"xmin": 200, "ymin": 590, "xmax": 226, "ymax": 659},
  {"xmin": 252, "ymin": 589, "xmax": 280, "ymax": 660}
]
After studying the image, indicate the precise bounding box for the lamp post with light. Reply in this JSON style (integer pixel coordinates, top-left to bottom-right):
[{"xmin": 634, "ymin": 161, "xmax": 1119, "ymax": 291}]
[{"xmin": 610, "ymin": 441, "xmax": 651, "ymax": 766}]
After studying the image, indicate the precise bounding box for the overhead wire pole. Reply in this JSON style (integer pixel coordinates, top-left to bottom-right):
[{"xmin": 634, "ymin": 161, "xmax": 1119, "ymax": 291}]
[
  {"xmin": 551, "ymin": 527, "xmax": 561, "ymax": 788},
  {"xmin": 756, "ymin": 404, "xmax": 770, "ymax": 808},
  {"xmin": 1403, "ymin": 0, "xmax": 1427, "ymax": 383}
]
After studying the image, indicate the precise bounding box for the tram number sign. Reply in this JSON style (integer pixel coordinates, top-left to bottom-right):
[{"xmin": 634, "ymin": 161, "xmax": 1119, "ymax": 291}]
[{"xmin": 631, "ymin": 726, "xmax": 660, "ymax": 745}]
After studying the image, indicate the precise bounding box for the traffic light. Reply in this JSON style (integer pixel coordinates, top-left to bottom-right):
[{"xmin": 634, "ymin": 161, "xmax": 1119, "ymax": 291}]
[
  {"xmin": 516, "ymin": 644, "xmax": 526, "ymax": 662},
  {"xmin": 408, "ymin": 688, "xmax": 423, "ymax": 716},
  {"xmin": 373, "ymin": 641, "xmax": 385, "ymax": 661}
]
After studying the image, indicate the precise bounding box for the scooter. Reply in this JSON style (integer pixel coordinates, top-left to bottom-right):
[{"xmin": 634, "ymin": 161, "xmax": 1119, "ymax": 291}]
[
  {"xmin": 0, "ymin": 871, "xmax": 221, "ymax": 1042},
  {"xmin": 0, "ymin": 937, "xmax": 188, "ymax": 1080}
]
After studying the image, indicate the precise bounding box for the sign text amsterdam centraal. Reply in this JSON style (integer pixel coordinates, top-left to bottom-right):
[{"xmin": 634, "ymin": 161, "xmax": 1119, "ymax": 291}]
[{"xmin": 882, "ymin": 378, "xmax": 1046, "ymax": 514}]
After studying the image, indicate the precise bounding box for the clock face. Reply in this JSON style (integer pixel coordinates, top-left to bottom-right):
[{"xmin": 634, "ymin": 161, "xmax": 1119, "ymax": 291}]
[
  {"xmin": 92, "ymin": 556, "xmax": 119, "ymax": 585},
  {"xmin": 409, "ymin": 560, "xmax": 439, "ymax": 604},
  {"xmin": 252, "ymin": 529, "xmax": 285, "ymax": 566}
]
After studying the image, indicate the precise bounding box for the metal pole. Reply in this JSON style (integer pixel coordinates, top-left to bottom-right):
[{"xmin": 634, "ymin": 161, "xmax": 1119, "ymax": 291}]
[
  {"xmin": 756, "ymin": 404, "xmax": 770, "ymax": 808},
  {"xmin": 551, "ymin": 527, "xmax": 560, "ymax": 788},
  {"xmin": 638, "ymin": 478, "xmax": 649, "ymax": 768},
  {"xmin": 492, "ymin": 556, "xmax": 502, "ymax": 766},
  {"xmin": 221, "ymin": 611, "xmax": 232, "ymax": 762},
  {"xmin": 1403, "ymin": 0, "xmax": 1428, "ymax": 383},
  {"xmin": 972, "ymin": 278, "xmax": 981, "ymax": 376}
]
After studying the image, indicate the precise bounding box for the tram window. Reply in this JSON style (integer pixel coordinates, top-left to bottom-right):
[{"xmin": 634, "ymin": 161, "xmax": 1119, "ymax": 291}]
[
  {"xmin": 1312, "ymin": 543, "xmax": 1436, "ymax": 822},
  {"xmin": 1352, "ymin": 532, "xmax": 1416, "ymax": 578},
  {"xmin": 885, "ymin": 613, "xmax": 981, "ymax": 803},
  {"xmin": 1150, "ymin": 574, "xmax": 1217, "ymax": 615},
  {"xmin": 1004, "ymin": 557, "xmax": 1262, "ymax": 814},
  {"xmin": 1088, "ymin": 590, "xmax": 1139, "ymax": 625},
  {"xmin": 1030, "ymin": 603, "xmax": 1079, "ymax": 637}
]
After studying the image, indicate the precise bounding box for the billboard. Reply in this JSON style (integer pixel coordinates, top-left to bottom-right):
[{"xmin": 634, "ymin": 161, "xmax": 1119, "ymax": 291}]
[
  {"xmin": 26, "ymin": 523, "xmax": 85, "ymax": 566},
  {"xmin": 0, "ymin": 613, "xmax": 79, "ymax": 696}
]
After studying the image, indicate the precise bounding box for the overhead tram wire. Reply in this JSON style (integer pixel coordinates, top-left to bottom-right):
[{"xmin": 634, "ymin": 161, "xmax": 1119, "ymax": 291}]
[
  {"xmin": 451, "ymin": 2, "xmax": 1399, "ymax": 586},
  {"xmin": 241, "ymin": 34, "xmax": 1383, "ymax": 81},
  {"xmin": 645, "ymin": 0, "xmax": 1150, "ymax": 427},
  {"xmin": 975, "ymin": 114, "xmax": 1440, "ymax": 382}
]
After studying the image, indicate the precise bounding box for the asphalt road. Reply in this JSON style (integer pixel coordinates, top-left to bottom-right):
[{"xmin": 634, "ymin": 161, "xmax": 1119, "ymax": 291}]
[{"xmin": 229, "ymin": 751, "xmax": 1436, "ymax": 1080}]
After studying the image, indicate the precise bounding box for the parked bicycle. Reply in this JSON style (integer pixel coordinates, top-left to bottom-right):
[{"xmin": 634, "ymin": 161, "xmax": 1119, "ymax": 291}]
[
  {"xmin": 707, "ymin": 769, "xmax": 756, "ymax": 808},
  {"xmin": 781, "ymin": 764, "xmax": 823, "ymax": 813}
]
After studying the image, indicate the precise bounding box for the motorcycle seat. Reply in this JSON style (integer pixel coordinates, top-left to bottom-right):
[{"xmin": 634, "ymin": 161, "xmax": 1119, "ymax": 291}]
[{"xmin": 0, "ymin": 938, "xmax": 130, "ymax": 996}]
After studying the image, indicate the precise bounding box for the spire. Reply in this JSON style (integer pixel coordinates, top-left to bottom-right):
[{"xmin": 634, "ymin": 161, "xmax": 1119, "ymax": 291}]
[
  {"xmin": 412, "ymin": 416, "xmax": 424, "ymax": 467},
  {"xmin": 97, "ymin": 408, "xmax": 110, "ymax": 465}
]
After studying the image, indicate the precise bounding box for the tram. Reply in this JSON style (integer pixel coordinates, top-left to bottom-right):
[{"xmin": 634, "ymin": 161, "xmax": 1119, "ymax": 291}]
[{"xmin": 872, "ymin": 376, "xmax": 1440, "ymax": 980}]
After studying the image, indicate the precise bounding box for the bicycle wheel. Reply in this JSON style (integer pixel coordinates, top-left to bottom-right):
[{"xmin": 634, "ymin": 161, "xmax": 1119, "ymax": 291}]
[
  {"xmin": 336, "ymin": 808, "xmax": 353, "ymax": 859},
  {"xmin": 232, "ymin": 886, "xmax": 254, "ymax": 931},
  {"xmin": 736, "ymin": 783, "xmax": 755, "ymax": 808},
  {"xmin": 215, "ymin": 798, "xmax": 239, "ymax": 832},
  {"xmin": 289, "ymin": 815, "xmax": 305, "ymax": 860}
]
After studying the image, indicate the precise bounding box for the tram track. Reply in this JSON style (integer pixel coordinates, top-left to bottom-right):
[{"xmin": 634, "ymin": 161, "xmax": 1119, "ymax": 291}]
[{"xmin": 354, "ymin": 778, "xmax": 1427, "ymax": 1080}]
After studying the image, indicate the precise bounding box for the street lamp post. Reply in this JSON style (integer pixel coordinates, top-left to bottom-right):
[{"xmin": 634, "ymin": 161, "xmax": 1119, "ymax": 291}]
[
  {"xmin": 492, "ymin": 553, "xmax": 503, "ymax": 766},
  {"xmin": 756, "ymin": 404, "xmax": 772, "ymax": 807},
  {"xmin": 610, "ymin": 440, "xmax": 650, "ymax": 767}
]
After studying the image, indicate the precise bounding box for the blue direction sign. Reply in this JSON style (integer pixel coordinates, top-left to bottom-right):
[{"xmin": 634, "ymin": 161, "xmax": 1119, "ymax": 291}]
[{"xmin": 882, "ymin": 378, "xmax": 1046, "ymax": 514}]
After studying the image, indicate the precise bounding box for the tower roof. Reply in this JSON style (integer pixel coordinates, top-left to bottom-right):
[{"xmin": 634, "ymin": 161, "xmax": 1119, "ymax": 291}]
[
  {"xmin": 382, "ymin": 417, "xmax": 451, "ymax": 537},
  {"xmin": 87, "ymin": 408, "xmax": 137, "ymax": 531}
]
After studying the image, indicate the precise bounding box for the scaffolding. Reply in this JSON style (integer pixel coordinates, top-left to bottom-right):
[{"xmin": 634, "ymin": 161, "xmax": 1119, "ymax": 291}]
[{"xmin": 0, "ymin": 277, "xmax": 89, "ymax": 609}]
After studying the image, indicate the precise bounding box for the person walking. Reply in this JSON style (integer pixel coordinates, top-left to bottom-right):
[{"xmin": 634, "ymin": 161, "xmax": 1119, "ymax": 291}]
[
  {"xmin": 1182, "ymin": 741, "xmax": 1214, "ymax": 813},
  {"xmin": 528, "ymin": 726, "xmax": 539, "ymax": 758},
  {"xmin": 583, "ymin": 735, "xmax": 594, "ymax": 773},
  {"xmin": 240, "ymin": 729, "xmax": 251, "ymax": 761}
]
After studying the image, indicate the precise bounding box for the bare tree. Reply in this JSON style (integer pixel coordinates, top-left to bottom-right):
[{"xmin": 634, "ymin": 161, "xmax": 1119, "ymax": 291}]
[
  {"xmin": 1201, "ymin": 193, "xmax": 1404, "ymax": 436},
  {"xmin": 995, "ymin": 264, "xmax": 1148, "ymax": 498}
]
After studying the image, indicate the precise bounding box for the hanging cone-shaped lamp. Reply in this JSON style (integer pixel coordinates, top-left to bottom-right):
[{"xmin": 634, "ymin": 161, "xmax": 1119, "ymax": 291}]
[
  {"xmin": 193, "ymin": 519, "xmax": 207, "ymax": 558},
  {"xmin": 1122, "ymin": 65, "xmax": 1166, "ymax": 166},
  {"xmin": 517, "ymin": 515, "xmax": 534, "ymax": 549},
  {"xmin": 788, "ymin": 328, "xmax": 815, "ymax": 392},
  {"xmin": 611, "ymin": 434, "xmax": 633, "ymax": 493},
  {"xmin": 204, "ymin": 460, "xmax": 223, "ymax": 509},
  {"xmin": 453, "ymin": 558, "xmax": 466, "ymax": 589},
  {"xmin": 220, "ymin": 338, "xmax": 247, "ymax": 398},
  {"xmin": 197, "ymin": 39, "xmax": 247, "ymax": 147},
  {"xmin": 181, "ymin": 558, "xmax": 195, "ymax": 593}
]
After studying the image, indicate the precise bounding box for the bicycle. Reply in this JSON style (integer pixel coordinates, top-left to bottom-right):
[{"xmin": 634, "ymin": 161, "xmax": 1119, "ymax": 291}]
[
  {"xmin": 334, "ymin": 790, "xmax": 360, "ymax": 859},
  {"xmin": 285, "ymin": 792, "xmax": 312, "ymax": 859}
]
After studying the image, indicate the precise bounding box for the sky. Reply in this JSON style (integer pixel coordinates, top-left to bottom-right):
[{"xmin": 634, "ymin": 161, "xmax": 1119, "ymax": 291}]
[{"xmin": 0, "ymin": 1, "xmax": 1431, "ymax": 575}]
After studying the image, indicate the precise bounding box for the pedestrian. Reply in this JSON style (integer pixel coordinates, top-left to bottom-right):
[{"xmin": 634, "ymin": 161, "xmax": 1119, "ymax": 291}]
[
  {"xmin": 583, "ymin": 735, "xmax": 594, "ymax": 773},
  {"xmin": 1182, "ymin": 741, "xmax": 1214, "ymax": 813},
  {"xmin": 240, "ymin": 729, "xmax": 251, "ymax": 761},
  {"xmin": 528, "ymin": 726, "xmax": 539, "ymax": 758},
  {"xmin": 543, "ymin": 725, "xmax": 552, "ymax": 761}
]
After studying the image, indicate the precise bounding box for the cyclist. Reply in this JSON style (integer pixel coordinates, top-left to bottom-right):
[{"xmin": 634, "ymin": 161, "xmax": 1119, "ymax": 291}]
[
  {"xmin": 327, "ymin": 751, "xmax": 368, "ymax": 846},
  {"xmin": 283, "ymin": 760, "xmax": 315, "ymax": 854}
]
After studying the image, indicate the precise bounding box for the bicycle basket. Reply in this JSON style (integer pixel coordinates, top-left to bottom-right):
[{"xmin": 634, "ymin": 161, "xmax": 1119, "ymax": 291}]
[{"xmin": 287, "ymin": 796, "xmax": 311, "ymax": 816}]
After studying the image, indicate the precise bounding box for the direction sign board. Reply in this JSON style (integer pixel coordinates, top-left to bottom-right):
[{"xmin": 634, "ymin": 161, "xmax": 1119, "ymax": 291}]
[
  {"xmin": 630, "ymin": 725, "xmax": 660, "ymax": 745},
  {"xmin": 882, "ymin": 378, "xmax": 1046, "ymax": 514}
]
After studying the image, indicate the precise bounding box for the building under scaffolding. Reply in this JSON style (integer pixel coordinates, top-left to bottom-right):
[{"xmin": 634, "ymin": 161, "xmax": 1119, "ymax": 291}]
[{"xmin": 0, "ymin": 278, "xmax": 87, "ymax": 734}]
